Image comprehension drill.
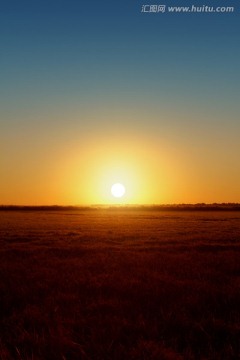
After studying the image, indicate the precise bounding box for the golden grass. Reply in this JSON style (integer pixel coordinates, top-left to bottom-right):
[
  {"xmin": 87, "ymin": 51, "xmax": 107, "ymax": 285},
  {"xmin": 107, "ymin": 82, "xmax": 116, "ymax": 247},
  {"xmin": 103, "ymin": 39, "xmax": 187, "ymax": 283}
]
[{"xmin": 0, "ymin": 209, "xmax": 239, "ymax": 359}]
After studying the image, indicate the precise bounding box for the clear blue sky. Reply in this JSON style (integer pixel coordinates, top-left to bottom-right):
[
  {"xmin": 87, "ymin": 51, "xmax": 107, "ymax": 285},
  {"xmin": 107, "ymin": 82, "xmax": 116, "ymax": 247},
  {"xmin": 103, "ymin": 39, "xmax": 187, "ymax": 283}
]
[{"xmin": 1, "ymin": 0, "xmax": 240, "ymax": 204}]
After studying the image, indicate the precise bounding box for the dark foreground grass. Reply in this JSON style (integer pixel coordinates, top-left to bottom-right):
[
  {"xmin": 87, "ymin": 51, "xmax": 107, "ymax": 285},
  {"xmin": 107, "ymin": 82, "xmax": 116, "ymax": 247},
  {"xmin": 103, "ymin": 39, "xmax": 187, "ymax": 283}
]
[{"xmin": 0, "ymin": 209, "xmax": 240, "ymax": 359}]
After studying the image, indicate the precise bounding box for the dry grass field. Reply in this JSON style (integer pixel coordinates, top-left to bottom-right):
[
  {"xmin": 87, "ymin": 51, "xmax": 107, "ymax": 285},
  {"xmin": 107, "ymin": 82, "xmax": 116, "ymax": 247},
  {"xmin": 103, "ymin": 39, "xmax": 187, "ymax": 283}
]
[{"xmin": 0, "ymin": 207, "xmax": 239, "ymax": 359}]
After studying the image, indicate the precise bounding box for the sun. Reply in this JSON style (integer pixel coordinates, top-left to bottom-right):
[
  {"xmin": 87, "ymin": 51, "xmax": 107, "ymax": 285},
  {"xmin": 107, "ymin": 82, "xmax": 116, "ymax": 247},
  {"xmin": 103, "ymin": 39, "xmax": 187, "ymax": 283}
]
[{"xmin": 111, "ymin": 183, "xmax": 126, "ymax": 198}]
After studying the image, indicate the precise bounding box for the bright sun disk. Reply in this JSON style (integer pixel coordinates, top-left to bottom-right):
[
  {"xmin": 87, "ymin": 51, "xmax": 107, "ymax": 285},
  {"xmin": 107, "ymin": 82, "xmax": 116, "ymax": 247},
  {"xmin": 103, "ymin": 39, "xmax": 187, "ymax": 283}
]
[{"xmin": 111, "ymin": 183, "xmax": 125, "ymax": 198}]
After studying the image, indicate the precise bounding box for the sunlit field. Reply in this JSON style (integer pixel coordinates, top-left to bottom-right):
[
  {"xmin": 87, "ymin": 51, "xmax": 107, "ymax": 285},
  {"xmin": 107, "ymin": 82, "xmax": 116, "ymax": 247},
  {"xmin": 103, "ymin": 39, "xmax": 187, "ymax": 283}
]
[{"xmin": 0, "ymin": 207, "xmax": 240, "ymax": 360}]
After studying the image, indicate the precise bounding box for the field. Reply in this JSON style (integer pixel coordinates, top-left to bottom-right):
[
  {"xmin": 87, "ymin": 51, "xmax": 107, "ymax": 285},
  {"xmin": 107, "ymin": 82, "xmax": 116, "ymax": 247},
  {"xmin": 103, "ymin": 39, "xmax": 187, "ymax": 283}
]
[{"xmin": 0, "ymin": 208, "xmax": 239, "ymax": 359}]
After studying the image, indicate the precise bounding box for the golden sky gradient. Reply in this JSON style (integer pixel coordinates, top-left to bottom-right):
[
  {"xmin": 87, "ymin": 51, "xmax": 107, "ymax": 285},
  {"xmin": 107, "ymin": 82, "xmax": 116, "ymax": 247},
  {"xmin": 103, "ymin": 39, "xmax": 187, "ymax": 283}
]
[
  {"xmin": 1, "ymin": 106, "xmax": 240, "ymax": 205},
  {"xmin": 1, "ymin": 2, "xmax": 240, "ymax": 205}
]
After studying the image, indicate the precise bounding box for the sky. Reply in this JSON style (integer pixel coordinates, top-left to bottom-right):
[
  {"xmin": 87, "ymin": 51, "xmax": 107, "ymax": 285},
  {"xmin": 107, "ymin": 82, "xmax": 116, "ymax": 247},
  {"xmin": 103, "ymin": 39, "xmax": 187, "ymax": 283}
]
[{"xmin": 0, "ymin": 0, "xmax": 239, "ymax": 205}]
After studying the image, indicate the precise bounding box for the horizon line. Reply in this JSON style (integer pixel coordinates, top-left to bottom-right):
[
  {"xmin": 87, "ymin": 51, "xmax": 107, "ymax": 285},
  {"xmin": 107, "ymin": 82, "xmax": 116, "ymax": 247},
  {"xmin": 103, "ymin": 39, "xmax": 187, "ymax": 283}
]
[{"xmin": 1, "ymin": 203, "xmax": 240, "ymax": 211}]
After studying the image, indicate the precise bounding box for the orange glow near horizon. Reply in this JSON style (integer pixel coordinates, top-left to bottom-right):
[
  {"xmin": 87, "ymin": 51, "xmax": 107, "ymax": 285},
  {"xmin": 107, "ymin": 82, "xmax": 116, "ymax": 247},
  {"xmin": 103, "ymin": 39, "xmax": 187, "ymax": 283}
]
[
  {"xmin": 1, "ymin": 121, "xmax": 240, "ymax": 206},
  {"xmin": 55, "ymin": 135, "xmax": 187, "ymax": 206},
  {"xmin": 1, "ymin": 2, "xmax": 240, "ymax": 207}
]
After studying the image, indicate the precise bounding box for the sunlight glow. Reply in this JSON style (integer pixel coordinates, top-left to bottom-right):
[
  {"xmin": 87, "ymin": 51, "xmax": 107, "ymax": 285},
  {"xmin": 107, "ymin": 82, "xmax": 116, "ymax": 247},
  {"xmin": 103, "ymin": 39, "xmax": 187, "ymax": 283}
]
[
  {"xmin": 111, "ymin": 183, "xmax": 125, "ymax": 198},
  {"xmin": 58, "ymin": 135, "xmax": 183, "ymax": 205}
]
